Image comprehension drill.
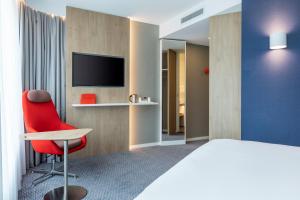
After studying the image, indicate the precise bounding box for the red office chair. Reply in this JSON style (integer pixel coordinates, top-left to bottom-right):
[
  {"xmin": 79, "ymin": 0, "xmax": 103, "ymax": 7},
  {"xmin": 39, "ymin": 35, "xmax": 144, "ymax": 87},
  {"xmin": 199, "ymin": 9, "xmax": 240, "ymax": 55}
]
[{"xmin": 22, "ymin": 90, "xmax": 87, "ymax": 185}]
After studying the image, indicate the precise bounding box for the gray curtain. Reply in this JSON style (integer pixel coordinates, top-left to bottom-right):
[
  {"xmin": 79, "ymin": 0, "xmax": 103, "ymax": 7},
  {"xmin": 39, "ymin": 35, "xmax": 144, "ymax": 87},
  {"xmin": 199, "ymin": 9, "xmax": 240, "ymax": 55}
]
[{"xmin": 19, "ymin": 4, "xmax": 66, "ymax": 169}]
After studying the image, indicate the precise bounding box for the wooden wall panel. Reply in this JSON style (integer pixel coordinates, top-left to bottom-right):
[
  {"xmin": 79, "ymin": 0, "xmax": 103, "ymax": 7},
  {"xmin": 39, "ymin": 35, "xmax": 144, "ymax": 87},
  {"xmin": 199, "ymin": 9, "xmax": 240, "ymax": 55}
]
[
  {"xmin": 185, "ymin": 44, "xmax": 209, "ymax": 139},
  {"xmin": 209, "ymin": 13, "xmax": 241, "ymax": 140},
  {"xmin": 66, "ymin": 7, "xmax": 130, "ymax": 158},
  {"xmin": 162, "ymin": 52, "xmax": 168, "ymax": 131},
  {"xmin": 167, "ymin": 50, "xmax": 177, "ymax": 134}
]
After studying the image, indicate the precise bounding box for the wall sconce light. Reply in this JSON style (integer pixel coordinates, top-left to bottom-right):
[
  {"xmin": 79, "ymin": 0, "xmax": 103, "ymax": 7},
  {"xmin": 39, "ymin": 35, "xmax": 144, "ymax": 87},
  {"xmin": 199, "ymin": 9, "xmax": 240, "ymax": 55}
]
[{"xmin": 270, "ymin": 32, "xmax": 287, "ymax": 50}]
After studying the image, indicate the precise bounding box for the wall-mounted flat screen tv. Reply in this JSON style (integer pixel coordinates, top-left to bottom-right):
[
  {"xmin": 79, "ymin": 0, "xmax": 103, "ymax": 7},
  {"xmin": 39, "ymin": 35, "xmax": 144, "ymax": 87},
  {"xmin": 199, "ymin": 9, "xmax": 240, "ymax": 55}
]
[{"xmin": 72, "ymin": 52, "xmax": 125, "ymax": 87}]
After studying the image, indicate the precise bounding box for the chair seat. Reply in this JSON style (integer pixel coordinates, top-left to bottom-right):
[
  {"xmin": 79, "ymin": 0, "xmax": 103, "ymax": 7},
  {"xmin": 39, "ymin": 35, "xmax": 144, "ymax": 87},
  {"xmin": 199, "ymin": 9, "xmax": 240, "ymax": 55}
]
[{"xmin": 54, "ymin": 138, "xmax": 82, "ymax": 149}]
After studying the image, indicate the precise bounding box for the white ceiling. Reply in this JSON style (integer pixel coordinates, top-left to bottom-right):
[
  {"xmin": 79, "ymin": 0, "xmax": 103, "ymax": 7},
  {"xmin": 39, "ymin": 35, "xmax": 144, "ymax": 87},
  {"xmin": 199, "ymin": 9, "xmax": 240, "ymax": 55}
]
[
  {"xmin": 165, "ymin": 4, "xmax": 242, "ymax": 46},
  {"xmin": 166, "ymin": 19, "xmax": 210, "ymax": 46},
  {"xmin": 26, "ymin": 0, "xmax": 205, "ymax": 25},
  {"xmin": 162, "ymin": 40, "xmax": 186, "ymax": 52}
]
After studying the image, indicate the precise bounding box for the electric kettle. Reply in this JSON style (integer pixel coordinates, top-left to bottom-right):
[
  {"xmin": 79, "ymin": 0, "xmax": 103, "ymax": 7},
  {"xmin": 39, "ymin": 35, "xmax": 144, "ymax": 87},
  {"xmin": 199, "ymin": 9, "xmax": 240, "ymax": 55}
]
[{"xmin": 129, "ymin": 94, "xmax": 138, "ymax": 103}]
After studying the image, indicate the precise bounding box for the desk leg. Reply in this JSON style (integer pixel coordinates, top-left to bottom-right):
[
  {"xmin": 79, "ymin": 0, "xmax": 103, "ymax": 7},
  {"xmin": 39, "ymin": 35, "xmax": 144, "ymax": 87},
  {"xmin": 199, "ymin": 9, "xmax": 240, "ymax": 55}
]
[
  {"xmin": 44, "ymin": 140, "xmax": 88, "ymax": 200},
  {"xmin": 64, "ymin": 140, "xmax": 68, "ymax": 200}
]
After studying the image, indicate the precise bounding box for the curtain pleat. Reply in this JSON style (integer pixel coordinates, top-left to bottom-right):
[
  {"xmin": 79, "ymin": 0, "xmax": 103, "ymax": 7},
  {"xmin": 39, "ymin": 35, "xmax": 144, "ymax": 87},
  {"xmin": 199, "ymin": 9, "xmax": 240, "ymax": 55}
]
[
  {"xmin": 0, "ymin": 1, "xmax": 26, "ymax": 198},
  {"xmin": 20, "ymin": 4, "xmax": 66, "ymax": 169}
]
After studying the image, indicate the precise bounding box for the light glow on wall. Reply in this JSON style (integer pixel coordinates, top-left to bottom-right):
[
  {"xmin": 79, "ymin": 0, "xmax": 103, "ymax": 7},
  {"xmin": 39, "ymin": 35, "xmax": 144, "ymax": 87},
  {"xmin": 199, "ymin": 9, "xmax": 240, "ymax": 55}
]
[
  {"xmin": 261, "ymin": 12, "xmax": 296, "ymax": 36},
  {"xmin": 263, "ymin": 50, "xmax": 294, "ymax": 72},
  {"xmin": 129, "ymin": 20, "xmax": 137, "ymax": 148}
]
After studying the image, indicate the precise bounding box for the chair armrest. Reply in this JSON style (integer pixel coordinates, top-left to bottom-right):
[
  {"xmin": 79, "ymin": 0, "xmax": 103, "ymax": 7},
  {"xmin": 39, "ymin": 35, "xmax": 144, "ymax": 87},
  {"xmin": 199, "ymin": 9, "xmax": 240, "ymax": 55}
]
[
  {"xmin": 58, "ymin": 122, "xmax": 87, "ymax": 154},
  {"xmin": 24, "ymin": 126, "xmax": 65, "ymax": 154},
  {"xmin": 59, "ymin": 122, "xmax": 76, "ymax": 130}
]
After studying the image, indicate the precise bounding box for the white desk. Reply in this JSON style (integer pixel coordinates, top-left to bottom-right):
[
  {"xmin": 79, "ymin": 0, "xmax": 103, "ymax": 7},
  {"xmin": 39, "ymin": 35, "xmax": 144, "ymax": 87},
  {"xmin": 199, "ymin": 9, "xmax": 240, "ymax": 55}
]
[
  {"xmin": 22, "ymin": 128, "xmax": 92, "ymax": 200},
  {"xmin": 72, "ymin": 101, "xmax": 158, "ymax": 107}
]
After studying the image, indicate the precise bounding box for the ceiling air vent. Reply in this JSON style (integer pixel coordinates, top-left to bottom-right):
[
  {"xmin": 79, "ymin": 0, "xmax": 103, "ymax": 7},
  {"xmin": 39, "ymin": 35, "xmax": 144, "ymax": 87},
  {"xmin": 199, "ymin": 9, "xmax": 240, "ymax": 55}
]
[{"xmin": 181, "ymin": 8, "xmax": 204, "ymax": 24}]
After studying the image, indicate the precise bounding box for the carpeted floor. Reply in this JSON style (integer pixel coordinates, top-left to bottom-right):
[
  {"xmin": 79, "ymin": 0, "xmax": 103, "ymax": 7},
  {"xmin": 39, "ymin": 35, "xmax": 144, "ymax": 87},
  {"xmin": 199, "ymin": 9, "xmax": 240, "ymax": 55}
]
[
  {"xmin": 19, "ymin": 141, "xmax": 207, "ymax": 200},
  {"xmin": 162, "ymin": 132, "xmax": 185, "ymax": 141}
]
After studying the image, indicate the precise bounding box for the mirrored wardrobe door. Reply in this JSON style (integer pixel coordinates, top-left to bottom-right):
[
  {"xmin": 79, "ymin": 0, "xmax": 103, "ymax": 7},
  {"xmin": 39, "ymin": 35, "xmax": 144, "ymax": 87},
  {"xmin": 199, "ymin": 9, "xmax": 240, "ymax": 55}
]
[{"xmin": 161, "ymin": 39, "xmax": 186, "ymax": 143}]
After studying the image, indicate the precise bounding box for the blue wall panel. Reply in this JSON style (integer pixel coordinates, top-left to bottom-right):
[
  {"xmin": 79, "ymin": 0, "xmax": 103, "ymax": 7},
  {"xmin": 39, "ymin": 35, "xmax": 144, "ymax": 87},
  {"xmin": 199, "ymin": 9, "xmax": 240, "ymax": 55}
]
[{"xmin": 242, "ymin": 0, "xmax": 300, "ymax": 146}]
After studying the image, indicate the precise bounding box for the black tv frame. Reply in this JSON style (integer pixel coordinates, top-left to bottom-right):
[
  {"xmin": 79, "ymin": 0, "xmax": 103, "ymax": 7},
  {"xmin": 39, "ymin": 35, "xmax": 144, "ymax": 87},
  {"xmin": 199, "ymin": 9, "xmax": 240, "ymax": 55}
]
[{"xmin": 72, "ymin": 52, "xmax": 125, "ymax": 87}]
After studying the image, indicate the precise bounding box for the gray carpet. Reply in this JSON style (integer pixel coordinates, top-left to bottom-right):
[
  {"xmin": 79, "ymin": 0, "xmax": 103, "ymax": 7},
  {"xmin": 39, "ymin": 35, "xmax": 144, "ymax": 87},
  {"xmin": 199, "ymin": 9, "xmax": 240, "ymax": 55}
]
[
  {"xmin": 19, "ymin": 141, "xmax": 207, "ymax": 200},
  {"xmin": 162, "ymin": 133, "xmax": 185, "ymax": 141}
]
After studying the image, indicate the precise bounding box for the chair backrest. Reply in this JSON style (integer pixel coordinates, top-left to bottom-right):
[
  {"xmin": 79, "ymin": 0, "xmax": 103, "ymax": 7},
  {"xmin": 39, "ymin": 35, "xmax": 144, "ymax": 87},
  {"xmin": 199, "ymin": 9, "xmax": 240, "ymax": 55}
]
[{"xmin": 22, "ymin": 90, "xmax": 62, "ymax": 132}]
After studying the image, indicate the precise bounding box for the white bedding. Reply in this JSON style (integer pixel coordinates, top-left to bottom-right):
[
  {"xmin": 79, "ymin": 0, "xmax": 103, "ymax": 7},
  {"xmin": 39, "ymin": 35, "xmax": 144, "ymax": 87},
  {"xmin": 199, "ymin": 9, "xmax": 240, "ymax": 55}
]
[{"xmin": 135, "ymin": 139, "xmax": 300, "ymax": 200}]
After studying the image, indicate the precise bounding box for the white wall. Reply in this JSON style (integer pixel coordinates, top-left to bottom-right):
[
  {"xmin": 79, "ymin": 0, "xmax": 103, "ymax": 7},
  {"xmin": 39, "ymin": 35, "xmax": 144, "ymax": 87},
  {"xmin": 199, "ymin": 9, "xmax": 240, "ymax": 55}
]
[
  {"xmin": 0, "ymin": 108, "xmax": 2, "ymax": 198},
  {"xmin": 130, "ymin": 21, "xmax": 160, "ymax": 146},
  {"xmin": 26, "ymin": 0, "xmax": 67, "ymax": 16}
]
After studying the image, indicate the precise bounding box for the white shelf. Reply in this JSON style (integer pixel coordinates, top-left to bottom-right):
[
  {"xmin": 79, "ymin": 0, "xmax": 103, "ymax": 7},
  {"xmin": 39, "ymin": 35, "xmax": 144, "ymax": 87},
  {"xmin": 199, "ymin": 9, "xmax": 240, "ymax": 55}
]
[{"xmin": 72, "ymin": 102, "xmax": 158, "ymax": 107}]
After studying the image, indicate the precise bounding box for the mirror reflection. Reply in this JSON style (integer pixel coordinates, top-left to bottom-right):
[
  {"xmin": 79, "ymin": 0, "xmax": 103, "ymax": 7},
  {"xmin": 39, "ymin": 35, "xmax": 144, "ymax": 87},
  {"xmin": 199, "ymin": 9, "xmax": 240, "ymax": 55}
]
[{"xmin": 161, "ymin": 39, "xmax": 186, "ymax": 142}]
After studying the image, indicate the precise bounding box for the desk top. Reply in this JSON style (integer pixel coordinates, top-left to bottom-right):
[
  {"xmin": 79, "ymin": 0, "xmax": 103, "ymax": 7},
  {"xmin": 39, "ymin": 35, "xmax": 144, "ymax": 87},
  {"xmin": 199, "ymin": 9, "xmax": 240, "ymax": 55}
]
[
  {"xmin": 21, "ymin": 128, "xmax": 93, "ymax": 141},
  {"xmin": 72, "ymin": 102, "xmax": 158, "ymax": 107}
]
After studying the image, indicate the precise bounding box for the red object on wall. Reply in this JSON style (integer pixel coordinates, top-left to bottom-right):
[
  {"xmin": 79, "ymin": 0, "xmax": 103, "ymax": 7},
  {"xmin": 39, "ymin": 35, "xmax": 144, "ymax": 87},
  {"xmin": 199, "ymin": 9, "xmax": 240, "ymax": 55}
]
[
  {"xmin": 203, "ymin": 67, "xmax": 209, "ymax": 75},
  {"xmin": 80, "ymin": 94, "xmax": 96, "ymax": 104}
]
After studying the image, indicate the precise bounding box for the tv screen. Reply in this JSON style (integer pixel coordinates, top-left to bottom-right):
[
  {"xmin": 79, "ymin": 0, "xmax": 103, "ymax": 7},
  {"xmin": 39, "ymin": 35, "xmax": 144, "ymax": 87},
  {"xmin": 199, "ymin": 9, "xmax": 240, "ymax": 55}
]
[{"xmin": 72, "ymin": 52, "xmax": 125, "ymax": 87}]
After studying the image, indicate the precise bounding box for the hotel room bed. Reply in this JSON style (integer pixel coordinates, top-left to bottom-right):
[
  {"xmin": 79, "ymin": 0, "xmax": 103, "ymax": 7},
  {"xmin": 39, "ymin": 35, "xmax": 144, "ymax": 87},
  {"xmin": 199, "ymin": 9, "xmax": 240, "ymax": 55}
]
[{"xmin": 135, "ymin": 139, "xmax": 300, "ymax": 200}]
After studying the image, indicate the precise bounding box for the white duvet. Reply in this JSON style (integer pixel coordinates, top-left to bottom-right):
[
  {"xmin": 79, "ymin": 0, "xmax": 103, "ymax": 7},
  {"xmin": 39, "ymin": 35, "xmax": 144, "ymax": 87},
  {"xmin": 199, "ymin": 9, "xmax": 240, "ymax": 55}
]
[{"xmin": 135, "ymin": 139, "xmax": 300, "ymax": 200}]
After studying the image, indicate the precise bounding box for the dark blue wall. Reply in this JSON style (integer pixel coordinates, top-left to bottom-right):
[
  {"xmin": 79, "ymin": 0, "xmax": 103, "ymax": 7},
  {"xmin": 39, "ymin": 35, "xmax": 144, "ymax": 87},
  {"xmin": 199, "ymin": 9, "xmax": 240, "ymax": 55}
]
[{"xmin": 242, "ymin": 0, "xmax": 300, "ymax": 146}]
